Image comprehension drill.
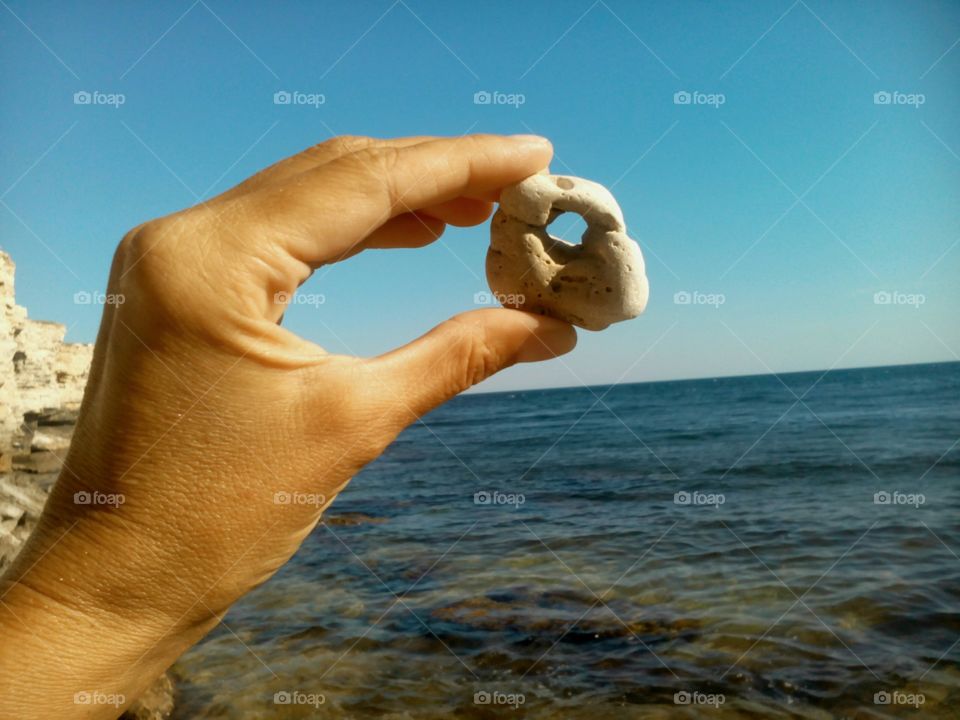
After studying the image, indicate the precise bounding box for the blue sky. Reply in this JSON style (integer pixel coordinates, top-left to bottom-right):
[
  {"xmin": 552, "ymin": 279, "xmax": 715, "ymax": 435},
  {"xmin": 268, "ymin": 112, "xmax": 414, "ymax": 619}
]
[{"xmin": 1, "ymin": 0, "xmax": 958, "ymax": 391}]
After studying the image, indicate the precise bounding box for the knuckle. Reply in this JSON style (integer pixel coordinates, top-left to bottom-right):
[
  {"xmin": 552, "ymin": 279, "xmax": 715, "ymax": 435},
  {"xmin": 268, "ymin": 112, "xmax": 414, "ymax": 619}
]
[
  {"xmin": 346, "ymin": 145, "xmax": 408, "ymax": 211},
  {"xmin": 115, "ymin": 223, "xmax": 170, "ymax": 302},
  {"xmin": 354, "ymin": 144, "xmax": 403, "ymax": 178},
  {"xmin": 117, "ymin": 221, "xmax": 159, "ymax": 272},
  {"xmin": 371, "ymin": 144, "xmax": 403, "ymax": 169},
  {"xmin": 114, "ymin": 212, "xmax": 206, "ymax": 311},
  {"xmin": 316, "ymin": 135, "xmax": 371, "ymax": 156},
  {"xmin": 451, "ymin": 321, "xmax": 501, "ymax": 390},
  {"xmin": 118, "ymin": 217, "xmax": 175, "ymax": 271}
]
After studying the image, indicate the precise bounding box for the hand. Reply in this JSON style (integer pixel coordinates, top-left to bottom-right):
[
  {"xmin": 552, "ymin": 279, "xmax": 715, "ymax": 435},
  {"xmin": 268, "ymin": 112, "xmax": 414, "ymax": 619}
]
[{"xmin": 0, "ymin": 134, "xmax": 575, "ymax": 718}]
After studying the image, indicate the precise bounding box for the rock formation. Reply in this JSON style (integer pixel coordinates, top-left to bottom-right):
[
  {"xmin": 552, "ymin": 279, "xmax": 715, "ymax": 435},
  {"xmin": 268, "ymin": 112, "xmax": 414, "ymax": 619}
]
[{"xmin": 0, "ymin": 249, "xmax": 93, "ymax": 472}]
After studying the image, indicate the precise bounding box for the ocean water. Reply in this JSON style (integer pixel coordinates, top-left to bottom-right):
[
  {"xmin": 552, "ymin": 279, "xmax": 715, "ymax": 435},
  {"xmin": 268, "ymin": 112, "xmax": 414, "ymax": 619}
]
[{"xmin": 173, "ymin": 362, "xmax": 960, "ymax": 718}]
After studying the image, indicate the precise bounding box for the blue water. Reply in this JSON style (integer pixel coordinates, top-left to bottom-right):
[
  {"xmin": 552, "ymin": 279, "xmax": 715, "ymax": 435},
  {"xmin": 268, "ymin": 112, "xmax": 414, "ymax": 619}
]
[{"xmin": 174, "ymin": 362, "xmax": 960, "ymax": 718}]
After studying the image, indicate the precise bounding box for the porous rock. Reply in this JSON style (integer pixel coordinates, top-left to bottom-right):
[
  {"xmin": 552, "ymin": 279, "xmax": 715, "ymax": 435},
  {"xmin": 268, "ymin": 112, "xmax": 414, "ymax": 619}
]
[{"xmin": 486, "ymin": 174, "xmax": 649, "ymax": 330}]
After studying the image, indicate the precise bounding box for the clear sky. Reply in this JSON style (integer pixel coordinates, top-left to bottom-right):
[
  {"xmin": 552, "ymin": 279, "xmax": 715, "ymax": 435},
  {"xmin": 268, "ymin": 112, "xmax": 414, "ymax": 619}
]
[{"xmin": 1, "ymin": 0, "xmax": 958, "ymax": 392}]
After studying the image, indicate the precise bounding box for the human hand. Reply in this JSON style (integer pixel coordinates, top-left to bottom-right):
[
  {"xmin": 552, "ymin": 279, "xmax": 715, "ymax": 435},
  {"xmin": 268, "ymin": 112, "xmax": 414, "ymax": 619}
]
[{"xmin": 0, "ymin": 134, "xmax": 575, "ymax": 718}]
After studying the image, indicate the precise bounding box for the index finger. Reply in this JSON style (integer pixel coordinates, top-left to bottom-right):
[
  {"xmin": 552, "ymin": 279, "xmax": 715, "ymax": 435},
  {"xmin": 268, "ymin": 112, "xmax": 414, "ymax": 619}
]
[{"xmin": 240, "ymin": 134, "xmax": 553, "ymax": 263}]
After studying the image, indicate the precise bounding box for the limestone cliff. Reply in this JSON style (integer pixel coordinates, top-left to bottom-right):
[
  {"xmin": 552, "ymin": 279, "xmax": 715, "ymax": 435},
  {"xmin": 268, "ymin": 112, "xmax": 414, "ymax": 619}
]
[{"xmin": 0, "ymin": 249, "xmax": 93, "ymax": 470}]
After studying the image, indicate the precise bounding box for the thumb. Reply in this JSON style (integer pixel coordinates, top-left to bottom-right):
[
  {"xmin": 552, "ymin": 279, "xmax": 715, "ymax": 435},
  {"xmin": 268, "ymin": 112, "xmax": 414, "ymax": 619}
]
[{"xmin": 367, "ymin": 309, "xmax": 576, "ymax": 423}]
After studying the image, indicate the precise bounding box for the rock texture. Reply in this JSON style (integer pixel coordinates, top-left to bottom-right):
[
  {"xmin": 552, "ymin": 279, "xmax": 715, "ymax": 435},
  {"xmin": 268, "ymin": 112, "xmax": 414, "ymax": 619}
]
[
  {"xmin": 486, "ymin": 174, "xmax": 649, "ymax": 330},
  {"xmin": 1, "ymin": 250, "xmax": 93, "ymax": 471}
]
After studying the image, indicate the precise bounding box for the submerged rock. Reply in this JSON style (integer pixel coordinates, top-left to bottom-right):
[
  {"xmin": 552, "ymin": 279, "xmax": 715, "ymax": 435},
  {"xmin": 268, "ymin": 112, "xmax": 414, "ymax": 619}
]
[
  {"xmin": 120, "ymin": 673, "xmax": 175, "ymax": 720},
  {"xmin": 430, "ymin": 586, "xmax": 699, "ymax": 644},
  {"xmin": 324, "ymin": 512, "xmax": 388, "ymax": 526}
]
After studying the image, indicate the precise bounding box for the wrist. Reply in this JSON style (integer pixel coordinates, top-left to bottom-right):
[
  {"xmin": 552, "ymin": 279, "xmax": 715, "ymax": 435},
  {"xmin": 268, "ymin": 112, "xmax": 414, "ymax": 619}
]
[{"xmin": 0, "ymin": 509, "xmax": 219, "ymax": 719}]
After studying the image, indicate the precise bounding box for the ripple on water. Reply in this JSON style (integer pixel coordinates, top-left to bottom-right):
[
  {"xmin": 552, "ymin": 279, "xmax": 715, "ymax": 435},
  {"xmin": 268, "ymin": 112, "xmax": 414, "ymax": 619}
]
[{"xmin": 172, "ymin": 364, "xmax": 960, "ymax": 718}]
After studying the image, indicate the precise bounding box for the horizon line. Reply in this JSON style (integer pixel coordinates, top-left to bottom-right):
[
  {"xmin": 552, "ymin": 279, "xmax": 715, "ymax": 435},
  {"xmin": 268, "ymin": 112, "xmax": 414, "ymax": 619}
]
[{"xmin": 468, "ymin": 358, "xmax": 958, "ymax": 396}]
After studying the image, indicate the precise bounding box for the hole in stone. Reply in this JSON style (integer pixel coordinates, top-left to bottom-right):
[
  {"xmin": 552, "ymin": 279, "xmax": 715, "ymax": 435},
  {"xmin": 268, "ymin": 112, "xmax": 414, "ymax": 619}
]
[
  {"xmin": 547, "ymin": 210, "xmax": 588, "ymax": 244},
  {"xmin": 555, "ymin": 177, "xmax": 574, "ymax": 190}
]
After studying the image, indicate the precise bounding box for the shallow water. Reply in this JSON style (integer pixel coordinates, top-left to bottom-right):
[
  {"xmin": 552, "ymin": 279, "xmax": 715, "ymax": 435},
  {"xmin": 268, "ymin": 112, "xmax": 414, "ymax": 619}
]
[{"xmin": 174, "ymin": 362, "xmax": 960, "ymax": 718}]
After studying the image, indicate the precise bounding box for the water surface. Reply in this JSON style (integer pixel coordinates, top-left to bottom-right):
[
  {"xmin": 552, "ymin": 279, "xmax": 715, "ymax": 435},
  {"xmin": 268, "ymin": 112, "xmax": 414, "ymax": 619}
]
[{"xmin": 174, "ymin": 362, "xmax": 960, "ymax": 718}]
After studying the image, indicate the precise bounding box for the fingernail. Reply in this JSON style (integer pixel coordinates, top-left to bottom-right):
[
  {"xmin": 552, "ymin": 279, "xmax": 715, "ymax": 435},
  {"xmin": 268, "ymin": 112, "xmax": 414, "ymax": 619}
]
[{"xmin": 508, "ymin": 134, "xmax": 551, "ymax": 148}]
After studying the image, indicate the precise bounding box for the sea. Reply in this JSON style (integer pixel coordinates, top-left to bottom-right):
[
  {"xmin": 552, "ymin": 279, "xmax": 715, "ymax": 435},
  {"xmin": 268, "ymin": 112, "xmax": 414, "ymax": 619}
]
[{"xmin": 173, "ymin": 361, "xmax": 960, "ymax": 718}]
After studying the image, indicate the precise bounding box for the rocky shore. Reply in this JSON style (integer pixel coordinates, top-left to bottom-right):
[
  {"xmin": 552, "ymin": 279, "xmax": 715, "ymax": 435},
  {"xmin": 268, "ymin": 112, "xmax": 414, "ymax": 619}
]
[{"xmin": 0, "ymin": 250, "xmax": 174, "ymax": 719}]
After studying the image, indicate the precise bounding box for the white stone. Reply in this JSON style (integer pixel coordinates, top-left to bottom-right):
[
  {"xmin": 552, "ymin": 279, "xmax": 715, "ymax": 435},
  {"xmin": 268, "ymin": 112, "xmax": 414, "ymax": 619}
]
[{"xmin": 486, "ymin": 174, "xmax": 649, "ymax": 331}]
